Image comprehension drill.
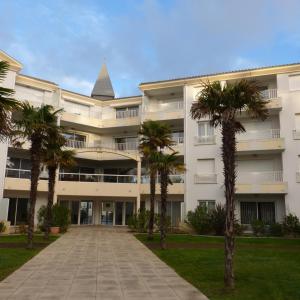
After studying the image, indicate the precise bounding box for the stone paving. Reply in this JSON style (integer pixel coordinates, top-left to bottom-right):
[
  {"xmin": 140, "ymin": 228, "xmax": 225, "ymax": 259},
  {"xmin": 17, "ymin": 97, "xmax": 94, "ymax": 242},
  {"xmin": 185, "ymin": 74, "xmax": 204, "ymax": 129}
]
[{"xmin": 0, "ymin": 227, "xmax": 208, "ymax": 300}]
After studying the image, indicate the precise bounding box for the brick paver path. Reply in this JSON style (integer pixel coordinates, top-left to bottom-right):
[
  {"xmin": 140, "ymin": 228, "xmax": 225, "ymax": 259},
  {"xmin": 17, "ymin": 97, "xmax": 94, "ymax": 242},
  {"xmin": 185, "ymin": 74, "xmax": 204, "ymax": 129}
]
[{"xmin": 0, "ymin": 227, "xmax": 208, "ymax": 300}]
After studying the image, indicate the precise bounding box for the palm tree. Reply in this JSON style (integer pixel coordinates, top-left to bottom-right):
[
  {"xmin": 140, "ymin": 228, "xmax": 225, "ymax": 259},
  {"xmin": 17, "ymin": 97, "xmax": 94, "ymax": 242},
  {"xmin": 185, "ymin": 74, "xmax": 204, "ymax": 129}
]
[
  {"xmin": 151, "ymin": 151, "xmax": 184, "ymax": 250},
  {"xmin": 0, "ymin": 61, "xmax": 20, "ymax": 141},
  {"xmin": 16, "ymin": 102, "xmax": 62, "ymax": 248},
  {"xmin": 43, "ymin": 127, "xmax": 76, "ymax": 239},
  {"xmin": 191, "ymin": 79, "xmax": 268, "ymax": 288},
  {"xmin": 139, "ymin": 120, "xmax": 174, "ymax": 240}
]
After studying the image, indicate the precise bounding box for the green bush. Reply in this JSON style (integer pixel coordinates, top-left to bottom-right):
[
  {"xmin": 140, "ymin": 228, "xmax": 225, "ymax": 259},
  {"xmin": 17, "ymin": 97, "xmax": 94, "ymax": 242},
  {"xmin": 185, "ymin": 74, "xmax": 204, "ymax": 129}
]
[
  {"xmin": 52, "ymin": 204, "xmax": 71, "ymax": 233},
  {"xmin": 128, "ymin": 209, "xmax": 150, "ymax": 233},
  {"xmin": 0, "ymin": 221, "xmax": 6, "ymax": 233},
  {"xmin": 37, "ymin": 205, "xmax": 47, "ymax": 232},
  {"xmin": 210, "ymin": 204, "xmax": 226, "ymax": 236},
  {"xmin": 269, "ymin": 222, "xmax": 284, "ymax": 237},
  {"xmin": 187, "ymin": 206, "xmax": 212, "ymax": 234},
  {"xmin": 156, "ymin": 214, "xmax": 171, "ymax": 232},
  {"xmin": 234, "ymin": 222, "xmax": 246, "ymax": 236},
  {"xmin": 251, "ymin": 220, "xmax": 266, "ymax": 236},
  {"xmin": 283, "ymin": 214, "xmax": 300, "ymax": 237}
]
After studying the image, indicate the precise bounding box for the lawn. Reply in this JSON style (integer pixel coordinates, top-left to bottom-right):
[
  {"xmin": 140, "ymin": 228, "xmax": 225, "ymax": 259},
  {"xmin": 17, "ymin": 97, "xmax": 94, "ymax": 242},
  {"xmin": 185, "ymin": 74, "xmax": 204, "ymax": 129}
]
[
  {"xmin": 0, "ymin": 234, "xmax": 59, "ymax": 281},
  {"xmin": 136, "ymin": 234, "xmax": 300, "ymax": 300}
]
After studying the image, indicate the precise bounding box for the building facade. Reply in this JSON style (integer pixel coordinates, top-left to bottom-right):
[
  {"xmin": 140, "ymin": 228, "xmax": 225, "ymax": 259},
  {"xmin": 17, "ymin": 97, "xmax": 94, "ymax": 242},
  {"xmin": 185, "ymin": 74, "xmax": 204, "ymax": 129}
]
[{"xmin": 1, "ymin": 50, "xmax": 300, "ymax": 229}]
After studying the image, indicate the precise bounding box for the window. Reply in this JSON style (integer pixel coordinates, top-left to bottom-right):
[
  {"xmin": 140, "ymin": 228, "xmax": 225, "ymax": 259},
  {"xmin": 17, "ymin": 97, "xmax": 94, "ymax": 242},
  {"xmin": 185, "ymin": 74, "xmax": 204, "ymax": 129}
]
[
  {"xmin": 64, "ymin": 100, "xmax": 90, "ymax": 117},
  {"xmin": 114, "ymin": 136, "xmax": 138, "ymax": 150},
  {"xmin": 7, "ymin": 198, "xmax": 29, "ymax": 225},
  {"xmin": 240, "ymin": 202, "xmax": 275, "ymax": 225},
  {"xmin": 196, "ymin": 121, "xmax": 215, "ymax": 144},
  {"xmin": 6, "ymin": 157, "xmax": 31, "ymax": 178},
  {"xmin": 198, "ymin": 200, "xmax": 215, "ymax": 212},
  {"xmin": 289, "ymin": 74, "xmax": 300, "ymax": 91},
  {"xmin": 195, "ymin": 159, "xmax": 216, "ymax": 183},
  {"xmin": 116, "ymin": 106, "xmax": 139, "ymax": 119},
  {"xmin": 172, "ymin": 131, "xmax": 184, "ymax": 144},
  {"xmin": 63, "ymin": 132, "xmax": 86, "ymax": 148}
]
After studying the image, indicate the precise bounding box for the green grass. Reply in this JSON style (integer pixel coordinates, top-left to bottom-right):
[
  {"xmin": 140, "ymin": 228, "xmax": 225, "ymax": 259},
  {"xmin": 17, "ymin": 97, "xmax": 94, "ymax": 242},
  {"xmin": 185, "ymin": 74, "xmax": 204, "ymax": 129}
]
[
  {"xmin": 0, "ymin": 234, "xmax": 59, "ymax": 281},
  {"xmin": 136, "ymin": 234, "xmax": 300, "ymax": 300}
]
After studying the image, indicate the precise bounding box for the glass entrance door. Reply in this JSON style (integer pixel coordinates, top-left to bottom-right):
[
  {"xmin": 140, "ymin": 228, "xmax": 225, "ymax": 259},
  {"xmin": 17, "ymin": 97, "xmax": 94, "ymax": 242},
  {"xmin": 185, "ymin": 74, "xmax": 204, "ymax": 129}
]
[
  {"xmin": 101, "ymin": 202, "xmax": 114, "ymax": 225},
  {"xmin": 80, "ymin": 201, "xmax": 93, "ymax": 224}
]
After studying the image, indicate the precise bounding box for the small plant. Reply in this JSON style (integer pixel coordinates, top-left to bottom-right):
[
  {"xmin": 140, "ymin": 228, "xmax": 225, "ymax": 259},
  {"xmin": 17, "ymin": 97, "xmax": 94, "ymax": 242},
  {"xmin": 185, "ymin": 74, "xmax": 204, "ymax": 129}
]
[
  {"xmin": 128, "ymin": 210, "xmax": 150, "ymax": 233},
  {"xmin": 52, "ymin": 204, "xmax": 71, "ymax": 233},
  {"xmin": 18, "ymin": 223, "xmax": 27, "ymax": 234},
  {"xmin": 269, "ymin": 223, "xmax": 284, "ymax": 237},
  {"xmin": 37, "ymin": 205, "xmax": 47, "ymax": 232},
  {"xmin": 283, "ymin": 214, "xmax": 300, "ymax": 237},
  {"xmin": 234, "ymin": 222, "xmax": 246, "ymax": 236},
  {"xmin": 251, "ymin": 219, "xmax": 266, "ymax": 236},
  {"xmin": 187, "ymin": 205, "xmax": 212, "ymax": 234},
  {"xmin": 210, "ymin": 204, "xmax": 226, "ymax": 236},
  {"xmin": 0, "ymin": 221, "xmax": 6, "ymax": 233}
]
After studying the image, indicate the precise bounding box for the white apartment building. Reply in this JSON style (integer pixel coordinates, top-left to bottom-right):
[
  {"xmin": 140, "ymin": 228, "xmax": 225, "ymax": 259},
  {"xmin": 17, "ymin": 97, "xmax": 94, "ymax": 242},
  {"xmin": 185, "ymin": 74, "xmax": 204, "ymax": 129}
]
[{"xmin": 1, "ymin": 49, "xmax": 300, "ymax": 229}]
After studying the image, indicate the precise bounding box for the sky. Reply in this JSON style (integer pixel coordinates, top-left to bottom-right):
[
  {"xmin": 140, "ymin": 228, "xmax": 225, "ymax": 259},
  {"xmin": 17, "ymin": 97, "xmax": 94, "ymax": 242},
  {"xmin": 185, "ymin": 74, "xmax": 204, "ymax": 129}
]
[{"xmin": 1, "ymin": 0, "xmax": 300, "ymax": 97}]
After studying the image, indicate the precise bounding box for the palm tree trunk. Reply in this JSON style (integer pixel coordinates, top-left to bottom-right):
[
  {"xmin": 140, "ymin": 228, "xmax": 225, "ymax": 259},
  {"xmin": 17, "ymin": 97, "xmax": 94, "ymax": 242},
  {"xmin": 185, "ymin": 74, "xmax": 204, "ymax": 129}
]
[
  {"xmin": 148, "ymin": 168, "xmax": 156, "ymax": 240},
  {"xmin": 45, "ymin": 166, "xmax": 57, "ymax": 240},
  {"xmin": 160, "ymin": 170, "xmax": 168, "ymax": 250},
  {"xmin": 27, "ymin": 138, "xmax": 42, "ymax": 249},
  {"xmin": 222, "ymin": 121, "xmax": 236, "ymax": 289}
]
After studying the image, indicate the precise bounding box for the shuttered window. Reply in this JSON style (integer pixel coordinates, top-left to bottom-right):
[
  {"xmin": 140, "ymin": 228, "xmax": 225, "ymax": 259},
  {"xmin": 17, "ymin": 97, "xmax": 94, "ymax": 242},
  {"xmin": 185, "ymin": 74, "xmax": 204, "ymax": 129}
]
[{"xmin": 240, "ymin": 202, "xmax": 275, "ymax": 224}]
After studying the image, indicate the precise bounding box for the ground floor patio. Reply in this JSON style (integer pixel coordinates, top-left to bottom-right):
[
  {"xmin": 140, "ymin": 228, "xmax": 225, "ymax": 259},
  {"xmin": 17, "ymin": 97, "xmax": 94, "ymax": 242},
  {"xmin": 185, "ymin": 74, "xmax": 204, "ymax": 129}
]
[{"xmin": 0, "ymin": 227, "xmax": 207, "ymax": 300}]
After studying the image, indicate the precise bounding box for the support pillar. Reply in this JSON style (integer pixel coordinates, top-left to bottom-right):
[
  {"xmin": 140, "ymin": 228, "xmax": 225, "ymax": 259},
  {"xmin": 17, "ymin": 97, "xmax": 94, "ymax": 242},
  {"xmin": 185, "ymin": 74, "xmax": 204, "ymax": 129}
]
[{"xmin": 136, "ymin": 159, "xmax": 141, "ymax": 212}]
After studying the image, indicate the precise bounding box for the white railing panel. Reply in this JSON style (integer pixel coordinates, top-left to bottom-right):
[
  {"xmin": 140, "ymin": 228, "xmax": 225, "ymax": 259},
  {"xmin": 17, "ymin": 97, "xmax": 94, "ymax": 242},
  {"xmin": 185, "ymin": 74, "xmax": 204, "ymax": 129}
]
[
  {"xmin": 237, "ymin": 171, "xmax": 283, "ymax": 183},
  {"xmin": 260, "ymin": 89, "xmax": 278, "ymax": 100},
  {"xmin": 237, "ymin": 129, "xmax": 280, "ymax": 141},
  {"xmin": 116, "ymin": 109, "xmax": 139, "ymax": 119},
  {"xmin": 141, "ymin": 174, "xmax": 184, "ymax": 184},
  {"xmin": 145, "ymin": 100, "xmax": 184, "ymax": 113},
  {"xmin": 172, "ymin": 136, "xmax": 184, "ymax": 144},
  {"xmin": 194, "ymin": 173, "xmax": 217, "ymax": 184},
  {"xmin": 194, "ymin": 135, "xmax": 216, "ymax": 144}
]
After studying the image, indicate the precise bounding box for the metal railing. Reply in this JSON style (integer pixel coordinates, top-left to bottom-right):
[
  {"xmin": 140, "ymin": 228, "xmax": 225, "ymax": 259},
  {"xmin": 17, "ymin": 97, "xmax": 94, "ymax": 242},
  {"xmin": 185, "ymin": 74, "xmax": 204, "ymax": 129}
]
[
  {"xmin": 260, "ymin": 89, "xmax": 278, "ymax": 100},
  {"xmin": 237, "ymin": 129, "xmax": 280, "ymax": 141},
  {"xmin": 116, "ymin": 109, "xmax": 139, "ymax": 119},
  {"xmin": 144, "ymin": 100, "xmax": 184, "ymax": 113},
  {"xmin": 194, "ymin": 135, "xmax": 216, "ymax": 144},
  {"xmin": 65, "ymin": 139, "xmax": 87, "ymax": 148},
  {"xmin": 194, "ymin": 173, "xmax": 217, "ymax": 184},
  {"xmin": 141, "ymin": 174, "xmax": 184, "ymax": 184},
  {"xmin": 172, "ymin": 136, "xmax": 184, "ymax": 144},
  {"xmin": 59, "ymin": 172, "xmax": 137, "ymax": 183},
  {"xmin": 237, "ymin": 171, "xmax": 283, "ymax": 183},
  {"xmin": 5, "ymin": 168, "xmax": 31, "ymax": 179},
  {"xmin": 114, "ymin": 142, "xmax": 139, "ymax": 151}
]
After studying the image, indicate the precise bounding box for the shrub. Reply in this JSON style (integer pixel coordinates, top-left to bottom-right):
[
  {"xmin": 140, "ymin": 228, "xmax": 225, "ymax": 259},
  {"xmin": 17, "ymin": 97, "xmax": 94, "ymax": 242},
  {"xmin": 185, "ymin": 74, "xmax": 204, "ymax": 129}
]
[
  {"xmin": 156, "ymin": 214, "xmax": 171, "ymax": 232},
  {"xmin": 210, "ymin": 204, "xmax": 226, "ymax": 236},
  {"xmin": 37, "ymin": 205, "xmax": 47, "ymax": 232},
  {"xmin": 52, "ymin": 204, "xmax": 71, "ymax": 233},
  {"xmin": 283, "ymin": 214, "xmax": 300, "ymax": 237},
  {"xmin": 187, "ymin": 206, "xmax": 212, "ymax": 234},
  {"xmin": 234, "ymin": 222, "xmax": 246, "ymax": 236},
  {"xmin": 128, "ymin": 210, "xmax": 150, "ymax": 233},
  {"xmin": 251, "ymin": 220, "xmax": 266, "ymax": 236},
  {"xmin": 269, "ymin": 222, "xmax": 284, "ymax": 237},
  {"xmin": 18, "ymin": 224, "xmax": 27, "ymax": 234},
  {"xmin": 0, "ymin": 221, "xmax": 6, "ymax": 233}
]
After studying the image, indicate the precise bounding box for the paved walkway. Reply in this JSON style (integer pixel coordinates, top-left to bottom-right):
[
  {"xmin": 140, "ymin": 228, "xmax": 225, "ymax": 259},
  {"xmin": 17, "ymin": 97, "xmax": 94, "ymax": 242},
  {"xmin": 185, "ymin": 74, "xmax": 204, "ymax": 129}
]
[{"xmin": 0, "ymin": 227, "xmax": 208, "ymax": 300}]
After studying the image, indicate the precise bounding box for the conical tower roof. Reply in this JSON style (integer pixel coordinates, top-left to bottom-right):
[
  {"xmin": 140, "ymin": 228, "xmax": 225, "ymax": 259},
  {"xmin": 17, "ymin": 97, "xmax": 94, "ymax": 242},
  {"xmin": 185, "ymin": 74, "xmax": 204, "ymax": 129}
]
[{"xmin": 91, "ymin": 63, "xmax": 115, "ymax": 100}]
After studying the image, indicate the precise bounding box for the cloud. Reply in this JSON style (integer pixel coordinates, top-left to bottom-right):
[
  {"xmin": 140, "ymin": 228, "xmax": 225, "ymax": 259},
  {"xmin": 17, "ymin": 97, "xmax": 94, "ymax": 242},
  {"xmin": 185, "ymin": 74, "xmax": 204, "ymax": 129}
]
[{"xmin": 1, "ymin": 0, "xmax": 300, "ymax": 96}]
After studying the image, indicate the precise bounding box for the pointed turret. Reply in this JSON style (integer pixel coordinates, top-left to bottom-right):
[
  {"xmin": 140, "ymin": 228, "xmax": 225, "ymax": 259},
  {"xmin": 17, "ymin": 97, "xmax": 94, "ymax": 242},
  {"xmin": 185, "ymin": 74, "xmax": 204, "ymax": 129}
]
[{"xmin": 91, "ymin": 63, "xmax": 115, "ymax": 100}]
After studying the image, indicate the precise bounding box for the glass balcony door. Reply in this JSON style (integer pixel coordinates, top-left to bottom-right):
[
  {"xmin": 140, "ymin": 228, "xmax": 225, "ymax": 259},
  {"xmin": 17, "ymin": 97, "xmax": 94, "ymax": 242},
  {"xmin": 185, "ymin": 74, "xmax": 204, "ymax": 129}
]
[
  {"xmin": 80, "ymin": 201, "xmax": 93, "ymax": 224},
  {"xmin": 101, "ymin": 202, "xmax": 114, "ymax": 225}
]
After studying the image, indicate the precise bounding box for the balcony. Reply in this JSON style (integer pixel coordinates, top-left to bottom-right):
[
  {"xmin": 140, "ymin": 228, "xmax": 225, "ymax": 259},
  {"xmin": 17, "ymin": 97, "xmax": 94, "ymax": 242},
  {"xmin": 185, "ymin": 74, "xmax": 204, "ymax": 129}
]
[
  {"xmin": 140, "ymin": 174, "xmax": 184, "ymax": 194},
  {"xmin": 237, "ymin": 129, "xmax": 284, "ymax": 153},
  {"xmin": 194, "ymin": 135, "xmax": 216, "ymax": 145},
  {"xmin": 102, "ymin": 110, "xmax": 140, "ymax": 128},
  {"xmin": 236, "ymin": 171, "xmax": 287, "ymax": 194},
  {"xmin": 59, "ymin": 172, "xmax": 137, "ymax": 183},
  {"xmin": 194, "ymin": 173, "xmax": 217, "ymax": 184},
  {"xmin": 261, "ymin": 89, "xmax": 281, "ymax": 110},
  {"xmin": 293, "ymin": 130, "xmax": 300, "ymax": 140},
  {"xmin": 143, "ymin": 100, "xmax": 184, "ymax": 121}
]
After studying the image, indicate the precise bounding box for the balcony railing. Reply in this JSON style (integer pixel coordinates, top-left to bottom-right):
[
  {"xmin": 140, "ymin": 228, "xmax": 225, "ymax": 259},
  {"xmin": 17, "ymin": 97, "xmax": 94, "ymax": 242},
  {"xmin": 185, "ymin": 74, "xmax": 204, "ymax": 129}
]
[
  {"xmin": 59, "ymin": 172, "xmax": 137, "ymax": 183},
  {"xmin": 114, "ymin": 142, "xmax": 139, "ymax": 151},
  {"xmin": 237, "ymin": 171, "xmax": 283, "ymax": 183},
  {"xmin": 237, "ymin": 129, "xmax": 280, "ymax": 141},
  {"xmin": 260, "ymin": 89, "xmax": 278, "ymax": 100},
  {"xmin": 116, "ymin": 109, "xmax": 139, "ymax": 119},
  {"xmin": 5, "ymin": 168, "xmax": 31, "ymax": 179},
  {"xmin": 194, "ymin": 173, "xmax": 217, "ymax": 184},
  {"xmin": 172, "ymin": 136, "xmax": 184, "ymax": 144},
  {"xmin": 141, "ymin": 174, "xmax": 184, "ymax": 184},
  {"xmin": 194, "ymin": 135, "xmax": 216, "ymax": 144},
  {"xmin": 64, "ymin": 107, "xmax": 101, "ymax": 119},
  {"xmin": 293, "ymin": 130, "xmax": 300, "ymax": 140},
  {"xmin": 144, "ymin": 100, "xmax": 184, "ymax": 113},
  {"xmin": 65, "ymin": 139, "xmax": 87, "ymax": 148}
]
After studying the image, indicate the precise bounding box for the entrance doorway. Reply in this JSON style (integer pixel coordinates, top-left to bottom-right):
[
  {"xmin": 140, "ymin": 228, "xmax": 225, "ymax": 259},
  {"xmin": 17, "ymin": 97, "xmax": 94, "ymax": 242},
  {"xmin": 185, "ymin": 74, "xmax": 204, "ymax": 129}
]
[
  {"xmin": 101, "ymin": 202, "xmax": 114, "ymax": 225},
  {"xmin": 80, "ymin": 201, "xmax": 93, "ymax": 224}
]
